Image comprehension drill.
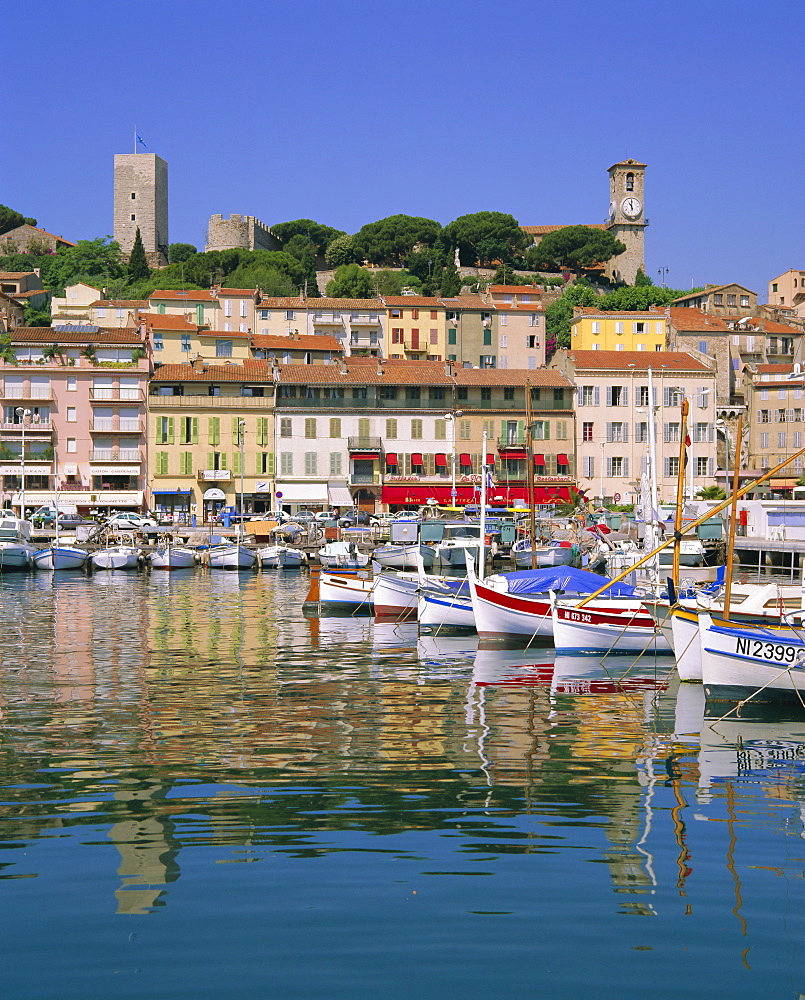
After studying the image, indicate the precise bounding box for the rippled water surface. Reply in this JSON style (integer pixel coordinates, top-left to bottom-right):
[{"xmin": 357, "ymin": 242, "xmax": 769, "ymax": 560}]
[{"xmin": 1, "ymin": 570, "xmax": 804, "ymax": 999}]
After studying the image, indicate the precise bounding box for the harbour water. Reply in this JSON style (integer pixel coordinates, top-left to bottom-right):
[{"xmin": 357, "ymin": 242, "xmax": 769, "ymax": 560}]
[{"xmin": 1, "ymin": 570, "xmax": 804, "ymax": 999}]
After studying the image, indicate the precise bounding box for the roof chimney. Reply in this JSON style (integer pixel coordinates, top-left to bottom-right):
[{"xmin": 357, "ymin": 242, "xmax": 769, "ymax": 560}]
[
  {"xmin": 444, "ymin": 359, "xmax": 455, "ymax": 378},
  {"xmin": 192, "ymin": 356, "xmax": 205, "ymax": 373}
]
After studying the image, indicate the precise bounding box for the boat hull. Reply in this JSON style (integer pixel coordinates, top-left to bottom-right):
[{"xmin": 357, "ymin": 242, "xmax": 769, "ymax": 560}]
[
  {"xmin": 418, "ymin": 588, "xmax": 474, "ymax": 629},
  {"xmin": 0, "ymin": 543, "xmax": 35, "ymax": 570},
  {"xmin": 552, "ymin": 599, "xmax": 671, "ymax": 655},
  {"xmin": 149, "ymin": 546, "xmax": 196, "ymax": 570},
  {"xmin": 372, "ymin": 574, "xmax": 419, "ymax": 617},
  {"xmin": 513, "ymin": 544, "xmax": 576, "ymax": 569},
  {"xmin": 207, "ymin": 545, "xmax": 257, "ymax": 570},
  {"xmin": 33, "ymin": 546, "xmax": 87, "ymax": 571},
  {"xmin": 91, "ymin": 547, "xmax": 141, "ymax": 571},
  {"xmin": 318, "ymin": 571, "xmax": 374, "ymax": 608}
]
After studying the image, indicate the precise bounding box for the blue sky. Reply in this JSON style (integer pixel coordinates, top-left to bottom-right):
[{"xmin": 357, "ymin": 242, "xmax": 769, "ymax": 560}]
[{"xmin": 4, "ymin": 0, "xmax": 804, "ymax": 298}]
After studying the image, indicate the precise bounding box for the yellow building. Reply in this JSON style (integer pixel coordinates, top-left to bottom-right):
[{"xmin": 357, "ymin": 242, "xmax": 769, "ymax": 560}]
[
  {"xmin": 570, "ymin": 307, "xmax": 667, "ymax": 353},
  {"xmin": 384, "ymin": 297, "xmax": 447, "ymax": 361},
  {"xmin": 144, "ymin": 314, "xmax": 253, "ymax": 365},
  {"xmin": 147, "ymin": 360, "xmax": 275, "ymax": 521}
]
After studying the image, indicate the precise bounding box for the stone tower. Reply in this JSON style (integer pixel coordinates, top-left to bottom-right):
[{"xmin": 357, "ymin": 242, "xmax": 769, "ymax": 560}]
[
  {"xmin": 605, "ymin": 159, "xmax": 647, "ymax": 285},
  {"xmin": 113, "ymin": 153, "xmax": 169, "ymax": 266}
]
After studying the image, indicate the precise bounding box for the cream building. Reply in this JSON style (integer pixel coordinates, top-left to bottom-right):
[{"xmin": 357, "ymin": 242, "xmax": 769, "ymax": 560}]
[
  {"xmin": 768, "ymin": 269, "xmax": 805, "ymax": 319},
  {"xmin": 551, "ymin": 349, "xmax": 717, "ymax": 503}
]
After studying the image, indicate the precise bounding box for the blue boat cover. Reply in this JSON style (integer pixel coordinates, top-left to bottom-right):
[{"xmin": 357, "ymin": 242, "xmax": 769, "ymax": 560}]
[{"xmin": 496, "ymin": 566, "xmax": 638, "ymax": 596}]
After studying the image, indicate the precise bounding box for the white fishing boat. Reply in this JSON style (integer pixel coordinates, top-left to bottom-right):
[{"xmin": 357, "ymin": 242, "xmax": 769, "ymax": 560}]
[
  {"xmin": 699, "ymin": 612, "xmax": 805, "ymax": 711},
  {"xmin": 371, "ymin": 543, "xmax": 435, "ymax": 571},
  {"xmin": 551, "ymin": 594, "xmax": 671, "ymax": 655},
  {"xmin": 258, "ymin": 544, "xmax": 307, "ymax": 568},
  {"xmin": 149, "ymin": 537, "xmax": 197, "ymax": 570},
  {"xmin": 512, "ymin": 538, "xmax": 578, "ymax": 569},
  {"xmin": 0, "ymin": 512, "xmax": 36, "ymax": 571},
  {"xmin": 431, "ymin": 523, "xmax": 481, "ymax": 568},
  {"xmin": 318, "ymin": 570, "xmax": 375, "ymax": 608},
  {"xmin": 207, "ymin": 542, "xmax": 258, "ymax": 570},
  {"xmin": 91, "ymin": 545, "xmax": 142, "ymax": 571},
  {"xmin": 318, "ymin": 540, "xmax": 369, "ymax": 569},
  {"xmin": 33, "ymin": 543, "xmax": 88, "ymax": 571},
  {"xmin": 418, "ymin": 580, "xmax": 475, "ymax": 628}
]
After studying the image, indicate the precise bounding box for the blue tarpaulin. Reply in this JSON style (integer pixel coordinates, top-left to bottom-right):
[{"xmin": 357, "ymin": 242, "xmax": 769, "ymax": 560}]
[{"xmin": 494, "ymin": 566, "xmax": 637, "ymax": 597}]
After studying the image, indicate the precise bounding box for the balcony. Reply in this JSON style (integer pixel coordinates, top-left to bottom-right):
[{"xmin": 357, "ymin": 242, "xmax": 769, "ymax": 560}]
[
  {"xmin": 497, "ymin": 436, "xmax": 528, "ymax": 449},
  {"xmin": 350, "ymin": 472, "xmax": 381, "ymax": 485},
  {"xmin": 0, "ymin": 385, "xmax": 53, "ymax": 401},
  {"xmin": 148, "ymin": 393, "xmax": 273, "ymax": 408},
  {"xmin": 0, "ymin": 419, "xmax": 53, "ymax": 433},
  {"xmin": 349, "ymin": 314, "xmax": 381, "ymax": 326},
  {"xmin": 90, "ymin": 449, "xmax": 143, "ymax": 462},
  {"xmin": 312, "ymin": 314, "xmax": 344, "ymax": 327},
  {"xmin": 348, "ymin": 436, "xmax": 383, "ymax": 451},
  {"xmin": 90, "ymin": 418, "xmax": 144, "ymax": 433},
  {"xmin": 89, "ymin": 387, "xmax": 144, "ymax": 403}
]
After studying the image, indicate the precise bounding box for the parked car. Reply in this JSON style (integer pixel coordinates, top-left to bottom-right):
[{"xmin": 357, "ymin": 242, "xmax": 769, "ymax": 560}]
[
  {"xmin": 338, "ymin": 511, "xmax": 380, "ymax": 528},
  {"xmin": 106, "ymin": 512, "xmax": 159, "ymax": 530}
]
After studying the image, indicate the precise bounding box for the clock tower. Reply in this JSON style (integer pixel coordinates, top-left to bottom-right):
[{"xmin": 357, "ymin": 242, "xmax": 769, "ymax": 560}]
[{"xmin": 606, "ymin": 159, "xmax": 647, "ymax": 285}]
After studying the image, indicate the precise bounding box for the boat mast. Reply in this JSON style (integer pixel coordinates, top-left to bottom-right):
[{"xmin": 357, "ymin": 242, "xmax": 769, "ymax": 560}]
[
  {"xmin": 238, "ymin": 419, "xmax": 246, "ymax": 545},
  {"xmin": 721, "ymin": 414, "xmax": 743, "ymax": 619},
  {"xmin": 479, "ymin": 429, "xmax": 487, "ymax": 579},
  {"xmin": 671, "ymin": 395, "xmax": 689, "ymax": 587},
  {"xmin": 646, "ymin": 367, "xmax": 660, "ymax": 579},
  {"xmin": 524, "ymin": 378, "xmax": 537, "ymax": 569}
]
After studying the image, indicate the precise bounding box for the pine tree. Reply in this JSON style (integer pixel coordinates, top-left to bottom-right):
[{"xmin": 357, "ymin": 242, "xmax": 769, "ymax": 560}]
[{"xmin": 128, "ymin": 228, "xmax": 150, "ymax": 282}]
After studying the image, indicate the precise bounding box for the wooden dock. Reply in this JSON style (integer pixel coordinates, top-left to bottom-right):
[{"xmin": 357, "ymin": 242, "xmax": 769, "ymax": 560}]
[{"xmin": 734, "ymin": 536, "xmax": 805, "ymax": 577}]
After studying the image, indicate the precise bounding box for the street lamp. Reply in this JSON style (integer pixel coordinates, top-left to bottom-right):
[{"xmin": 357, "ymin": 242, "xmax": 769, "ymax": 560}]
[
  {"xmin": 444, "ymin": 410, "xmax": 464, "ymax": 507},
  {"xmin": 15, "ymin": 407, "xmax": 30, "ymax": 519},
  {"xmin": 657, "ymin": 267, "xmax": 670, "ymax": 287}
]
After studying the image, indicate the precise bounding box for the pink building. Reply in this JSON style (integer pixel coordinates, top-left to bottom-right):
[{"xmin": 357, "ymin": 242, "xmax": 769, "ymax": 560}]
[{"xmin": 1, "ymin": 327, "xmax": 150, "ymax": 516}]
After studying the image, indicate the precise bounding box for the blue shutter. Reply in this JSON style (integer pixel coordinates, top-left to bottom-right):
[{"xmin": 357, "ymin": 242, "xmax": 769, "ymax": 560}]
[
  {"xmin": 594, "ymin": 387, "xmax": 600, "ymax": 406},
  {"xmin": 622, "ymin": 386, "xmax": 628, "ymax": 406},
  {"xmin": 606, "ymin": 387, "xmax": 612, "ymax": 406},
  {"xmin": 622, "ymin": 422, "xmax": 629, "ymax": 443},
  {"xmin": 622, "ymin": 458, "xmax": 628, "ymax": 477}
]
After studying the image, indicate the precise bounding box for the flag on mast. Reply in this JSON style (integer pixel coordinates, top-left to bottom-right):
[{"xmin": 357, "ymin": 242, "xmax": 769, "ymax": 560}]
[{"xmin": 136, "ymin": 132, "xmax": 147, "ymax": 148}]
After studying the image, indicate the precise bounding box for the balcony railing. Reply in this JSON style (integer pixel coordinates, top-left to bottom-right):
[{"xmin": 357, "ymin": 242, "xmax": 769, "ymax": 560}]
[
  {"xmin": 0, "ymin": 420, "xmax": 53, "ymax": 432},
  {"xmin": 312, "ymin": 314, "xmax": 344, "ymax": 326},
  {"xmin": 350, "ymin": 472, "xmax": 381, "ymax": 485},
  {"xmin": 349, "ymin": 314, "xmax": 380, "ymax": 326},
  {"xmin": 348, "ymin": 436, "xmax": 382, "ymax": 450},
  {"xmin": 89, "ymin": 388, "xmax": 144, "ymax": 402},
  {"xmin": 90, "ymin": 449, "xmax": 142, "ymax": 462},
  {"xmin": 497, "ymin": 437, "xmax": 527, "ymax": 448},
  {"xmin": 148, "ymin": 393, "xmax": 272, "ymax": 408},
  {"xmin": 91, "ymin": 418, "xmax": 143, "ymax": 433},
  {"xmin": 0, "ymin": 386, "xmax": 53, "ymax": 401}
]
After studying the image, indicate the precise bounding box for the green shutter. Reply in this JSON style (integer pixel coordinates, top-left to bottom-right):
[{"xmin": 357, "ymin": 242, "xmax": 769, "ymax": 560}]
[
  {"xmin": 257, "ymin": 417, "xmax": 268, "ymax": 446},
  {"xmin": 267, "ymin": 452, "xmax": 275, "ymax": 475},
  {"xmin": 179, "ymin": 451, "xmax": 192, "ymax": 475},
  {"xmin": 157, "ymin": 451, "xmax": 168, "ymax": 474},
  {"xmin": 518, "ymin": 420, "xmax": 524, "ymax": 443},
  {"xmin": 192, "ymin": 416, "xmax": 199, "ymax": 444},
  {"xmin": 543, "ymin": 421, "xmax": 550, "ymax": 440},
  {"xmin": 501, "ymin": 420, "xmax": 507, "ymax": 440},
  {"xmin": 155, "ymin": 417, "xmax": 164, "ymax": 444},
  {"xmin": 209, "ymin": 417, "xmax": 220, "ymax": 446},
  {"xmin": 208, "ymin": 452, "xmax": 215, "ymax": 469},
  {"xmin": 196, "ymin": 303, "xmax": 204, "ymax": 325},
  {"xmin": 220, "ymin": 453, "xmax": 227, "ymax": 470},
  {"xmin": 232, "ymin": 416, "xmax": 241, "ymax": 444},
  {"xmin": 233, "ymin": 451, "xmax": 242, "ymax": 475},
  {"xmin": 167, "ymin": 416, "xmax": 175, "ymax": 444},
  {"xmin": 157, "ymin": 303, "xmax": 165, "ymax": 315}
]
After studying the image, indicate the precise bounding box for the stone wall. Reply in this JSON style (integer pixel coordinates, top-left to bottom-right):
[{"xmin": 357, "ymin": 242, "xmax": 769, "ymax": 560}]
[
  {"xmin": 113, "ymin": 153, "xmax": 168, "ymax": 262},
  {"xmin": 205, "ymin": 215, "xmax": 281, "ymax": 253}
]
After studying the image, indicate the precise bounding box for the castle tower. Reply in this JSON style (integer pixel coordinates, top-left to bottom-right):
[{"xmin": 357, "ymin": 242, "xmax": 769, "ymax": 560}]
[
  {"xmin": 113, "ymin": 153, "xmax": 168, "ymax": 265},
  {"xmin": 605, "ymin": 159, "xmax": 647, "ymax": 285}
]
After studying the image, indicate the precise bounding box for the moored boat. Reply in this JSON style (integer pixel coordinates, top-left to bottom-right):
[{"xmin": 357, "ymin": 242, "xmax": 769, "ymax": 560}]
[
  {"xmin": 258, "ymin": 544, "xmax": 307, "ymax": 568},
  {"xmin": 33, "ymin": 544, "xmax": 88, "ymax": 571},
  {"xmin": 207, "ymin": 542, "xmax": 258, "ymax": 570},
  {"xmin": 0, "ymin": 512, "xmax": 36, "ymax": 571},
  {"xmin": 318, "ymin": 540, "xmax": 369, "ymax": 569},
  {"xmin": 149, "ymin": 539, "xmax": 196, "ymax": 570},
  {"xmin": 91, "ymin": 545, "xmax": 142, "ymax": 571}
]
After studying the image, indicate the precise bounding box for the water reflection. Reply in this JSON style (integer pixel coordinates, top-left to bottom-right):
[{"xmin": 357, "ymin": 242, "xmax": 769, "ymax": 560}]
[{"xmin": 0, "ymin": 572, "xmax": 804, "ymax": 999}]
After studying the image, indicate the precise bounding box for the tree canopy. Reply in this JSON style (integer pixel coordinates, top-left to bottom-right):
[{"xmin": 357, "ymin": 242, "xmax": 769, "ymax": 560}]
[
  {"xmin": 597, "ymin": 284, "xmax": 703, "ymax": 311},
  {"xmin": 325, "ymin": 234, "xmax": 364, "ymax": 269},
  {"xmin": 127, "ymin": 229, "xmax": 150, "ymax": 282},
  {"xmin": 0, "ymin": 204, "xmax": 36, "ymax": 236},
  {"xmin": 443, "ymin": 211, "xmax": 527, "ymax": 267},
  {"xmin": 325, "ymin": 264, "xmax": 377, "ymax": 299},
  {"xmin": 527, "ymin": 226, "xmax": 625, "ymax": 276},
  {"xmin": 544, "ymin": 281, "xmax": 599, "ymax": 356},
  {"xmin": 168, "ymin": 242, "xmax": 198, "ymax": 263},
  {"xmin": 372, "ymin": 270, "xmax": 422, "ymax": 296},
  {"xmin": 271, "ymin": 219, "xmax": 345, "ymax": 252},
  {"xmin": 355, "ymin": 215, "xmax": 442, "ymax": 267}
]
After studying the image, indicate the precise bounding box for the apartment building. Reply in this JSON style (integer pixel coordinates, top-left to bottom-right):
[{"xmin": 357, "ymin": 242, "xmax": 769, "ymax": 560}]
[
  {"xmin": 255, "ymin": 297, "xmax": 384, "ymax": 357},
  {"xmin": 768, "ymin": 269, "xmax": 805, "ymax": 315},
  {"xmin": 1, "ymin": 327, "xmax": 149, "ymax": 515},
  {"xmin": 0, "ymin": 271, "xmax": 48, "ymax": 311},
  {"xmin": 148, "ymin": 359, "xmax": 276, "ymax": 521},
  {"xmin": 744, "ymin": 364, "xmax": 805, "ymax": 491},
  {"xmin": 673, "ymin": 283, "xmax": 757, "ymax": 316},
  {"xmin": 148, "ymin": 288, "xmax": 261, "ymax": 333},
  {"xmin": 384, "ymin": 297, "xmax": 446, "ymax": 361},
  {"xmin": 441, "ymin": 294, "xmax": 496, "ymax": 368},
  {"xmin": 51, "ymin": 283, "xmax": 105, "ymax": 325},
  {"xmin": 551, "ymin": 350, "xmax": 717, "ymax": 503},
  {"xmin": 484, "ymin": 286, "xmax": 545, "ymax": 368},
  {"xmin": 570, "ymin": 307, "xmax": 667, "ymax": 353}
]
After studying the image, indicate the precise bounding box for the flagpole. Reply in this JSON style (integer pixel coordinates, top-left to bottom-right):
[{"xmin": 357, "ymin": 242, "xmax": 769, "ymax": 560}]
[{"xmin": 134, "ymin": 126, "xmax": 137, "ymax": 154}]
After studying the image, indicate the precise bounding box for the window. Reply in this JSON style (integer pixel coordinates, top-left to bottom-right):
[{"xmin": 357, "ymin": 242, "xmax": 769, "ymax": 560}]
[
  {"xmin": 180, "ymin": 416, "xmax": 196, "ymax": 444},
  {"xmin": 66, "ymin": 437, "xmax": 76, "ymax": 453},
  {"xmin": 504, "ymin": 387, "xmax": 515, "ymax": 401},
  {"xmin": 459, "ymin": 420, "xmax": 471, "ymax": 440},
  {"xmin": 665, "ymin": 422, "xmax": 680, "ymax": 443},
  {"xmin": 411, "ymin": 419, "xmax": 423, "ymax": 439},
  {"xmin": 607, "ymin": 421, "xmax": 626, "ymax": 442},
  {"xmin": 483, "ymin": 329, "xmax": 492, "ymax": 346},
  {"xmin": 580, "ymin": 386, "xmax": 597, "ymax": 406},
  {"xmin": 608, "ymin": 385, "xmax": 626, "ymax": 406},
  {"xmin": 694, "ymin": 422, "xmax": 708, "ymax": 443},
  {"xmin": 429, "ymin": 387, "xmax": 445, "ymax": 402},
  {"xmin": 483, "ymin": 419, "xmax": 495, "ymax": 439},
  {"xmin": 699, "ymin": 341, "xmax": 707, "ymax": 354},
  {"xmin": 285, "ymin": 310, "xmax": 295, "ymax": 321},
  {"xmin": 696, "ymin": 456, "xmax": 708, "ymax": 477},
  {"xmin": 304, "ymin": 418, "xmax": 316, "ymax": 438},
  {"xmin": 582, "ymin": 455, "xmax": 594, "ymax": 478},
  {"xmin": 430, "ymin": 329, "xmax": 438, "ymax": 345},
  {"xmin": 727, "ymin": 295, "xmax": 736, "ymax": 306},
  {"xmin": 760, "ymin": 432, "xmax": 769, "ymax": 449},
  {"xmin": 406, "ymin": 387, "xmax": 421, "ymax": 401},
  {"xmin": 778, "ymin": 432, "xmax": 787, "ymax": 448},
  {"xmin": 609, "ymin": 456, "xmax": 624, "ymax": 476},
  {"xmin": 67, "ymin": 376, "xmax": 77, "ymax": 391},
  {"xmin": 740, "ymin": 295, "xmax": 750, "ymax": 308},
  {"xmin": 411, "ymin": 309, "xmax": 419, "ymax": 320},
  {"xmin": 130, "ymin": 214, "xmax": 135, "ymax": 221},
  {"xmin": 795, "ymin": 432, "xmax": 803, "ymax": 448},
  {"xmin": 434, "ymin": 419, "xmax": 446, "ymax": 440},
  {"xmin": 280, "ymin": 418, "xmax": 292, "ymax": 437},
  {"xmin": 556, "ymin": 420, "xmax": 568, "ymax": 440},
  {"xmin": 528, "ymin": 314, "xmax": 539, "ymax": 327},
  {"xmin": 499, "ymin": 333, "xmax": 508, "ymax": 346},
  {"xmin": 533, "ymin": 421, "xmax": 549, "ymax": 440},
  {"xmin": 481, "ymin": 387, "xmax": 492, "ymax": 401},
  {"xmin": 392, "ymin": 328, "xmax": 403, "ymax": 344},
  {"xmin": 772, "ymin": 283, "xmax": 778, "ymax": 293},
  {"xmin": 215, "ymin": 340, "xmax": 233, "ymax": 358},
  {"xmin": 626, "ymin": 172, "xmax": 634, "ymax": 191},
  {"xmin": 352, "ymin": 388, "xmax": 368, "ymax": 400},
  {"xmin": 480, "ymin": 355, "xmax": 495, "ymax": 368},
  {"xmin": 330, "ymin": 418, "xmax": 341, "ymax": 438},
  {"xmin": 330, "ymin": 453, "xmax": 342, "ymax": 475},
  {"xmin": 456, "ymin": 387, "xmax": 468, "ymax": 401},
  {"xmin": 66, "ymin": 406, "xmax": 76, "ymax": 422},
  {"xmin": 386, "ymin": 418, "xmax": 397, "ymax": 438},
  {"xmin": 635, "ymin": 421, "xmax": 648, "ymax": 442},
  {"xmin": 666, "ymin": 456, "xmax": 680, "ymax": 477},
  {"xmin": 591, "ymin": 321, "xmax": 600, "ymax": 334},
  {"xmin": 281, "ymin": 452, "xmax": 293, "ymax": 474},
  {"xmin": 779, "ymin": 389, "xmax": 787, "ymax": 400},
  {"xmin": 379, "ymin": 386, "xmax": 397, "ymax": 400},
  {"xmin": 224, "ymin": 299, "xmax": 233, "ymax": 318},
  {"xmin": 179, "ymin": 333, "xmax": 191, "ymax": 352},
  {"xmin": 634, "ymin": 322, "xmax": 645, "ymax": 334},
  {"xmin": 208, "ymin": 385, "xmax": 220, "ymax": 397},
  {"xmin": 411, "ymin": 455, "xmax": 423, "ymax": 473},
  {"xmin": 154, "ymin": 332, "xmax": 163, "ymax": 351},
  {"xmin": 582, "ymin": 421, "xmax": 593, "ymax": 442},
  {"xmin": 714, "ymin": 294, "xmax": 723, "ymax": 305}
]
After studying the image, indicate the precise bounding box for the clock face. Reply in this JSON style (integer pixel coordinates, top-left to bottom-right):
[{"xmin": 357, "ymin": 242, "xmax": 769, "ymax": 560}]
[{"xmin": 621, "ymin": 197, "xmax": 642, "ymax": 219}]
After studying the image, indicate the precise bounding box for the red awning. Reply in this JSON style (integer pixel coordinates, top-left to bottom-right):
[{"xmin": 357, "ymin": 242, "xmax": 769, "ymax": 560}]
[
  {"xmin": 385, "ymin": 453, "xmax": 398, "ymax": 465},
  {"xmin": 435, "ymin": 453, "xmax": 447, "ymax": 467},
  {"xmin": 411, "ymin": 453, "xmax": 423, "ymax": 466},
  {"xmin": 459, "ymin": 453, "xmax": 472, "ymax": 465},
  {"xmin": 351, "ymin": 452, "xmax": 379, "ymax": 459},
  {"xmin": 533, "ymin": 454, "xmax": 546, "ymax": 466},
  {"xmin": 381, "ymin": 484, "xmax": 479, "ymax": 505},
  {"xmin": 486, "ymin": 453, "xmax": 495, "ymax": 465},
  {"xmin": 557, "ymin": 453, "xmax": 569, "ymax": 465}
]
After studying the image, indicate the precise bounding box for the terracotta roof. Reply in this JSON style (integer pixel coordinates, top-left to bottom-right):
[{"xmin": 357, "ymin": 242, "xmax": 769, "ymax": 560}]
[
  {"xmin": 9, "ymin": 327, "xmax": 143, "ymax": 345},
  {"xmin": 143, "ymin": 314, "xmax": 198, "ymax": 331},
  {"xmin": 382, "ymin": 296, "xmax": 444, "ymax": 307},
  {"xmin": 215, "ymin": 289, "xmax": 259, "ymax": 296},
  {"xmin": 151, "ymin": 362, "xmax": 271, "ymax": 384},
  {"xmin": 667, "ymin": 308, "xmax": 729, "ymax": 332},
  {"xmin": 1, "ymin": 225, "xmax": 76, "ymax": 246},
  {"xmin": 278, "ymin": 363, "xmax": 454, "ymax": 386},
  {"xmin": 521, "ymin": 224, "xmax": 607, "ymax": 235},
  {"xmin": 149, "ymin": 289, "xmax": 218, "ymax": 301},
  {"xmin": 756, "ymin": 364, "xmax": 796, "ymax": 374},
  {"xmin": 8, "ymin": 289, "xmax": 47, "ymax": 299},
  {"xmin": 90, "ymin": 299, "xmax": 148, "ymax": 309},
  {"xmin": 198, "ymin": 329, "xmax": 252, "ymax": 339},
  {"xmin": 256, "ymin": 297, "xmax": 305, "ymax": 308},
  {"xmin": 609, "ymin": 158, "xmax": 647, "ymax": 169},
  {"xmin": 568, "ymin": 350, "xmax": 713, "ymax": 373},
  {"xmin": 252, "ymin": 333, "xmax": 341, "ymax": 351},
  {"xmin": 673, "ymin": 283, "xmax": 755, "ymax": 302},
  {"xmin": 572, "ymin": 307, "xmax": 665, "ymax": 321},
  {"xmin": 489, "ymin": 285, "xmax": 543, "ymax": 293},
  {"xmin": 438, "ymin": 294, "xmax": 487, "ymax": 308},
  {"xmin": 491, "ymin": 302, "xmax": 545, "ymax": 312},
  {"xmin": 454, "ymin": 368, "xmax": 572, "ymax": 387},
  {"xmin": 0, "ymin": 271, "xmax": 39, "ymax": 280},
  {"xmin": 758, "ymin": 319, "xmax": 803, "ymax": 335},
  {"xmin": 312, "ymin": 297, "xmax": 383, "ymax": 309}
]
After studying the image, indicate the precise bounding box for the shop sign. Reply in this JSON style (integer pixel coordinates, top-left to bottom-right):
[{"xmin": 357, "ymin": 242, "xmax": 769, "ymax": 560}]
[
  {"xmin": 0, "ymin": 464, "xmax": 52, "ymax": 475},
  {"xmin": 201, "ymin": 470, "xmax": 231, "ymax": 481},
  {"xmin": 90, "ymin": 466, "xmax": 141, "ymax": 476},
  {"xmin": 255, "ymin": 481, "xmax": 272, "ymax": 493}
]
